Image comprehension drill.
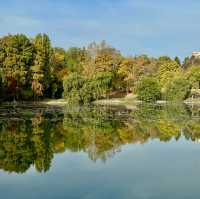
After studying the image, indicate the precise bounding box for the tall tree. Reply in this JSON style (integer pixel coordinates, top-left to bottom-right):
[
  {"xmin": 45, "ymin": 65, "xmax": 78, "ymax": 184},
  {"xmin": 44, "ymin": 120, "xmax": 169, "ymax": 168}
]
[
  {"xmin": 31, "ymin": 34, "xmax": 52, "ymax": 98},
  {"xmin": 0, "ymin": 34, "xmax": 34, "ymax": 99},
  {"xmin": 50, "ymin": 47, "xmax": 68, "ymax": 98}
]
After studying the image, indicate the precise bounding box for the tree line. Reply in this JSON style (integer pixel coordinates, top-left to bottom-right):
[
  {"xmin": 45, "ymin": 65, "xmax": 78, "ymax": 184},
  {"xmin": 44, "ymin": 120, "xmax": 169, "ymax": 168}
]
[{"xmin": 0, "ymin": 33, "xmax": 200, "ymax": 102}]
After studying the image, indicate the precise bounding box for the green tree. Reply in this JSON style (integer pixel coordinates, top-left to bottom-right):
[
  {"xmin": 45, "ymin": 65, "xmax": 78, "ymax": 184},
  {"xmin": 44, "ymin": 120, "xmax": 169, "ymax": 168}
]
[
  {"xmin": 186, "ymin": 66, "xmax": 200, "ymax": 88},
  {"xmin": 50, "ymin": 48, "xmax": 68, "ymax": 98},
  {"xmin": 158, "ymin": 56, "xmax": 172, "ymax": 63},
  {"xmin": 80, "ymin": 72, "xmax": 113, "ymax": 103},
  {"xmin": 63, "ymin": 72, "xmax": 113, "ymax": 104},
  {"xmin": 65, "ymin": 47, "xmax": 87, "ymax": 73},
  {"xmin": 164, "ymin": 76, "xmax": 191, "ymax": 101},
  {"xmin": 135, "ymin": 76, "xmax": 161, "ymax": 102},
  {"xmin": 63, "ymin": 73, "xmax": 86, "ymax": 104},
  {"xmin": 182, "ymin": 56, "xmax": 191, "ymax": 69},
  {"xmin": 174, "ymin": 56, "xmax": 181, "ymax": 65}
]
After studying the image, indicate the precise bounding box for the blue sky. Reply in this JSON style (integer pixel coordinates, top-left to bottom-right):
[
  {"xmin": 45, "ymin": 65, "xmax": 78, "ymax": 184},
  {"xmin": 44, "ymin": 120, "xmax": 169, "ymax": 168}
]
[{"xmin": 0, "ymin": 0, "xmax": 200, "ymax": 59}]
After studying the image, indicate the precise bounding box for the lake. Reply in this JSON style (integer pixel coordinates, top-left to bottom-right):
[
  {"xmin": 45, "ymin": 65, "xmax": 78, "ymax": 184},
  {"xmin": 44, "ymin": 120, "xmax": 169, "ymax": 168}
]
[{"xmin": 0, "ymin": 103, "xmax": 200, "ymax": 199}]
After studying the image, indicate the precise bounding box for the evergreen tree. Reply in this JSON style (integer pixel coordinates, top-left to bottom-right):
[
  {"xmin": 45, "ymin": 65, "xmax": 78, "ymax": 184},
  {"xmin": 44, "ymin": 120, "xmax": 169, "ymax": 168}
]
[
  {"xmin": 182, "ymin": 56, "xmax": 191, "ymax": 69},
  {"xmin": 174, "ymin": 56, "xmax": 181, "ymax": 65}
]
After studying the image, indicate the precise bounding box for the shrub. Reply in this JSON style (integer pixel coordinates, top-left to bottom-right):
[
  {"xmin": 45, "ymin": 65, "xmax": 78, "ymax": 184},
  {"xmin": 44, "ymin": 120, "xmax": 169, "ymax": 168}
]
[
  {"xmin": 135, "ymin": 76, "xmax": 161, "ymax": 102},
  {"xmin": 164, "ymin": 77, "xmax": 191, "ymax": 101}
]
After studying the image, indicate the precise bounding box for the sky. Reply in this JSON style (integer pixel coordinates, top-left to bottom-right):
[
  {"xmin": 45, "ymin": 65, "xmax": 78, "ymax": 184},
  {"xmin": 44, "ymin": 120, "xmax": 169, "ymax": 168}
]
[{"xmin": 0, "ymin": 0, "xmax": 200, "ymax": 59}]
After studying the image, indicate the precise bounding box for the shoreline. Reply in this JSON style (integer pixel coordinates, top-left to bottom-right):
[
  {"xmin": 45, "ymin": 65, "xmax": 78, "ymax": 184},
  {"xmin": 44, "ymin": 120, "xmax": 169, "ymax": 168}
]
[{"xmin": 2, "ymin": 97, "xmax": 200, "ymax": 108}]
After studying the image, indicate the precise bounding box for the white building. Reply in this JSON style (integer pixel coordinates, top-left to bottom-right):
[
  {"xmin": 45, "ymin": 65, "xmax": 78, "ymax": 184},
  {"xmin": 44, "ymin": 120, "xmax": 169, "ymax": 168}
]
[{"xmin": 192, "ymin": 52, "xmax": 200, "ymax": 58}]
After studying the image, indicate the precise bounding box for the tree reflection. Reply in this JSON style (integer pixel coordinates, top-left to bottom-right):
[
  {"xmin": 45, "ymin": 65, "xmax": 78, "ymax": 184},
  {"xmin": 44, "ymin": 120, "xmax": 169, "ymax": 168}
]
[{"xmin": 0, "ymin": 103, "xmax": 200, "ymax": 173}]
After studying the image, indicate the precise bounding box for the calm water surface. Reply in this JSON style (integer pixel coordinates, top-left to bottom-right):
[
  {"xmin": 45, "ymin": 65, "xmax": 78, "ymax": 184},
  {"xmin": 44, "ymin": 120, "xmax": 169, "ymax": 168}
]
[{"xmin": 0, "ymin": 103, "xmax": 200, "ymax": 199}]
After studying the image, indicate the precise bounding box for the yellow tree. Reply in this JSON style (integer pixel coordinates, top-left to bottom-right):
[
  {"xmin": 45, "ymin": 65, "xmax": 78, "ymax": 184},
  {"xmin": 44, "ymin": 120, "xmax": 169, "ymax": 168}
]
[
  {"xmin": 157, "ymin": 60, "xmax": 181, "ymax": 88},
  {"xmin": 118, "ymin": 55, "xmax": 152, "ymax": 93}
]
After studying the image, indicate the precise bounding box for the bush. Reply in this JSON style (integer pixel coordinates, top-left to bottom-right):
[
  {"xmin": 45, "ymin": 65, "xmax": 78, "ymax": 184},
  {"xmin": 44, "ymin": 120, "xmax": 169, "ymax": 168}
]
[
  {"xmin": 135, "ymin": 76, "xmax": 161, "ymax": 102},
  {"xmin": 164, "ymin": 77, "xmax": 191, "ymax": 101}
]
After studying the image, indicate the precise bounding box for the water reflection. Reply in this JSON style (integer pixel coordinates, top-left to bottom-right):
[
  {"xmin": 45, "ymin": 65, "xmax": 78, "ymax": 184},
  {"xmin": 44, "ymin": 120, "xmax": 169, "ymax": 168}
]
[{"xmin": 0, "ymin": 103, "xmax": 200, "ymax": 173}]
